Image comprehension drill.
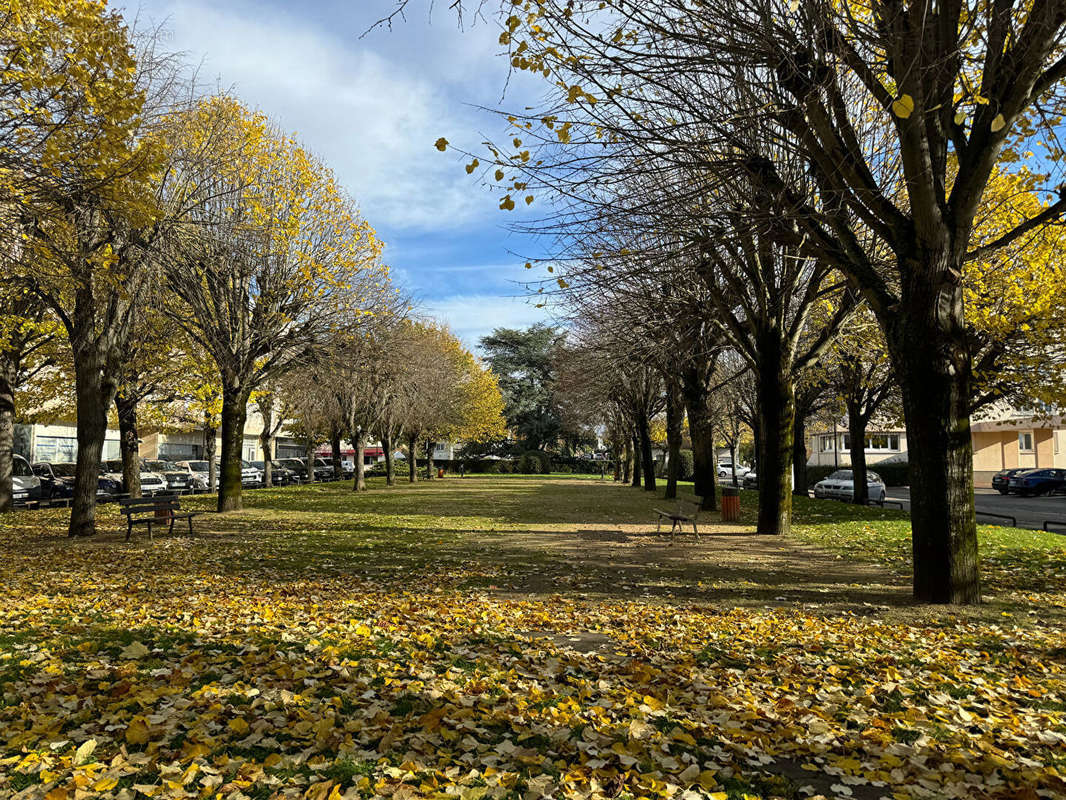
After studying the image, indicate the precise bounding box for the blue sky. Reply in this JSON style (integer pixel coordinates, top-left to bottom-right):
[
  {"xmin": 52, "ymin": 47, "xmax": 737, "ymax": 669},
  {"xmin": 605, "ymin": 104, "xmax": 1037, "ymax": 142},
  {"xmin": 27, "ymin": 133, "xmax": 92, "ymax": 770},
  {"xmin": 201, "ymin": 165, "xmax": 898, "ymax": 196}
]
[{"xmin": 121, "ymin": 0, "xmax": 552, "ymax": 349}]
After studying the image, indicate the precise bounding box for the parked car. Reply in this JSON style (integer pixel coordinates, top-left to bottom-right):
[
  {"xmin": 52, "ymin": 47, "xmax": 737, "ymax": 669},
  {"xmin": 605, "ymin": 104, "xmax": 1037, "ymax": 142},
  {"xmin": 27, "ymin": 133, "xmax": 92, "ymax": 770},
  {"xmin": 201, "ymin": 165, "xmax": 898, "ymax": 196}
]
[
  {"xmin": 251, "ymin": 460, "xmax": 296, "ymax": 486},
  {"xmin": 1007, "ymin": 468, "xmax": 1066, "ymax": 497},
  {"xmin": 173, "ymin": 460, "xmax": 211, "ymax": 491},
  {"xmin": 313, "ymin": 458, "xmax": 337, "ymax": 480},
  {"xmin": 96, "ymin": 469, "xmax": 122, "ymax": 501},
  {"xmin": 992, "ymin": 468, "xmax": 1027, "ymax": 494},
  {"xmin": 143, "ymin": 460, "xmax": 195, "ymax": 494},
  {"xmin": 240, "ymin": 460, "xmax": 264, "ymax": 487},
  {"xmin": 742, "ymin": 471, "xmax": 758, "ymax": 490},
  {"xmin": 717, "ymin": 461, "xmax": 751, "ymax": 480},
  {"xmin": 813, "ymin": 469, "xmax": 887, "ymax": 503},
  {"xmin": 12, "ymin": 454, "xmax": 42, "ymax": 503},
  {"xmin": 102, "ymin": 459, "xmax": 168, "ymax": 496},
  {"xmin": 279, "ymin": 458, "xmax": 310, "ymax": 481},
  {"xmin": 32, "ymin": 461, "xmax": 76, "ymax": 500}
]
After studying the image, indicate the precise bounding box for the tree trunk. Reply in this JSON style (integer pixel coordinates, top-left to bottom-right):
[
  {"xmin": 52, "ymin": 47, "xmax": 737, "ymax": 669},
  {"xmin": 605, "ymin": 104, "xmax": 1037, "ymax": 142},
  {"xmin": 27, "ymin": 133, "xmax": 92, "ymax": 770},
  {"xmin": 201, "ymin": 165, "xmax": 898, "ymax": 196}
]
[
  {"xmin": 352, "ymin": 430, "xmax": 367, "ymax": 491},
  {"xmin": 884, "ymin": 277, "xmax": 980, "ymax": 604},
  {"xmin": 260, "ymin": 428, "xmax": 274, "ymax": 487},
  {"xmin": 636, "ymin": 414, "xmax": 656, "ymax": 492},
  {"xmin": 0, "ymin": 359, "xmax": 15, "ymax": 513},
  {"xmin": 331, "ymin": 425, "xmax": 343, "ymax": 480},
  {"xmin": 69, "ymin": 355, "xmax": 117, "ymax": 537},
  {"xmin": 847, "ymin": 402, "xmax": 869, "ymax": 505},
  {"xmin": 205, "ymin": 424, "xmax": 217, "ymax": 492},
  {"xmin": 116, "ymin": 392, "xmax": 142, "ymax": 499},
  {"xmin": 382, "ymin": 431, "xmax": 395, "ymax": 486},
  {"xmin": 304, "ymin": 439, "xmax": 317, "ymax": 484},
  {"xmin": 682, "ymin": 367, "xmax": 717, "ymax": 510},
  {"xmin": 612, "ymin": 441, "xmax": 622, "ymax": 481},
  {"xmin": 218, "ymin": 381, "xmax": 250, "ymax": 512},
  {"xmin": 622, "ymin": 437, "xmax": 631, "ymax": 483},
  {"xmin": 408, "ymin": 434, "xmax": 418, "ymax": 483},
  {"xmin": 425, "ymin": 441, "xmax": 435, "ymax": 479},
  {"xmin": 630, "ymin": 433, "xmax": 641, "ymax": 487},
  {"xmin": 664, "ymin": 382, "xmax": 683, "ymax": 499},
  {"xmin": 754, "ymin": 346, "xmax": 795, "ymax": 535},
  {"xmin": 792, "ymin": 409, "xmax": 809, "ymax": 497}
]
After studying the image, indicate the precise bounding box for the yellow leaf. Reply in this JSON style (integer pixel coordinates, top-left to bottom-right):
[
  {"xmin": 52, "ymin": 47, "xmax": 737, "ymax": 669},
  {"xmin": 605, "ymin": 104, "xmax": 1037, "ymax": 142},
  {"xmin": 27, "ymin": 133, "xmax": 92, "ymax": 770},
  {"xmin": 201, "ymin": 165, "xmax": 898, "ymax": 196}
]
[
  {"xmin": 434, "ymin": 138, "xmax": 449, "ymax": 152},
  {"xmin": 228, "ymin": 717, "xmax": 250, "ymax": 735},
  {"xmin": 991, "ymin": 113, "xmax": 1006, "ymax": 132},
  {"xmin": 495, "ymin": 169, "xmax": 504, "ymax": 181},
  {"xmin": 465, "ymin": 159, "xmax": 479, "ymax": 174},
  {"xmin": 125, "ymin": 717, "xmax": 150, "ymax": 746},
  {"xmin": 73, "ymin": 739, "xmax": 97, "ymax": 766},
  {"xmin": 44, "ymin": 789, "xmax": 68, "ymax": 800},
  {"xmin": 891, "ymin": 94, "xmax": 914, "ymax": 119}
]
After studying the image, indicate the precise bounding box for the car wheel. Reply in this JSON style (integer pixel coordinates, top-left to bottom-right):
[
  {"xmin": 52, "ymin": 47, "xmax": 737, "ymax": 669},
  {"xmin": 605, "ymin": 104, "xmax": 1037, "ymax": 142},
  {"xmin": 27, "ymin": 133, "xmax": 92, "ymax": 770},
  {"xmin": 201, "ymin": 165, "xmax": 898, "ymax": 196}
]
[
  {"xmin": 879, "ymin": 490, "xmax": 886, "ymax": 503},
  {"xmin": 996, "ymin": 488, "xmax": 1009, "ymax": 494}
]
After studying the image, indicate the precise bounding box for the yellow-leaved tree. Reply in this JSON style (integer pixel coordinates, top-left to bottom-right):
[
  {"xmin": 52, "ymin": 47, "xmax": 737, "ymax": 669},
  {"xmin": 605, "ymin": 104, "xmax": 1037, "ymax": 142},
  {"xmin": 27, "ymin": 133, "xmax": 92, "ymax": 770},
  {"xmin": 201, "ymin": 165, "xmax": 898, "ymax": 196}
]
[
  {"xmin": 162, "ymin": 96, "xmax": 387, "ymax": 512},
  {"xmin": 967, "ymin": 168, "xmax": 1066, "ymax": 413}
]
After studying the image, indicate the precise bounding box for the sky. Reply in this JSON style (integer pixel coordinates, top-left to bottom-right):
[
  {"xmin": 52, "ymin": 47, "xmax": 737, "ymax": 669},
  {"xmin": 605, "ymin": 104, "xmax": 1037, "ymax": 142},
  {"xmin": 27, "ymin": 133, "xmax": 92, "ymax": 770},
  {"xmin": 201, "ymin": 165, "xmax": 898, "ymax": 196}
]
[{"xmin": 120, "ymin": 0, "xmax": 553, "ymax": 350}]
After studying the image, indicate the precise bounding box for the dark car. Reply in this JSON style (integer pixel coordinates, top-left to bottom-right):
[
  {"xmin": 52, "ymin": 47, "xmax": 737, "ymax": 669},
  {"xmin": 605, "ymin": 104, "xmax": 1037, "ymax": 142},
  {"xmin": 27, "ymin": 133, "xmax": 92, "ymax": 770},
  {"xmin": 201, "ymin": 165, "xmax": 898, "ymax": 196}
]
[
  {"xmin": 251, "ymin": 460, "xmax": 296, "ymax": 486},
  {"xmin": 33, "ymin": 462, "xmax": 76, "ymax": 499},
  {"xmin": 279, "ymin": 458, "xmax": 310, "ymax": 481},
  {"xmin": 992, "ymin": 468, "xmax": 1027, "ymax": 494},
  {"xmin": 742, "ymin": 471, "xmax": 758, "ymax": 490},
  {"xmin": 1007, "ymin": 468, "xmax": 1066, "ymax": 497},
  {"xmin": 313, "ymin": 458, "xmax": 337, "ymax": 481}
]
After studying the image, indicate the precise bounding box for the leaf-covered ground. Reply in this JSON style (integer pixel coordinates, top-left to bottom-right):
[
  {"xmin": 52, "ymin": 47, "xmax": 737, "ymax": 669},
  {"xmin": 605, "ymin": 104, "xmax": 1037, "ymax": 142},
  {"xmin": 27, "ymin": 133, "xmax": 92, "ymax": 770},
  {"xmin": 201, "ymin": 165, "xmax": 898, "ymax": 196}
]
[{"xmin": 1, "ymin": 476, "xmax": 1064, "ymax": 800}]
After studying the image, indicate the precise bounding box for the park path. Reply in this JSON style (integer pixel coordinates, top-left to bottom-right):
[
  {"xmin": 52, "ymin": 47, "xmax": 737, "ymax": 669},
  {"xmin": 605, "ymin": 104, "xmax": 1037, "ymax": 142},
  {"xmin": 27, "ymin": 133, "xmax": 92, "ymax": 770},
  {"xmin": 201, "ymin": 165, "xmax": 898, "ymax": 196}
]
[{"xmin": 468, "ymin": 514, "xmax": 912, "ymax": 613}]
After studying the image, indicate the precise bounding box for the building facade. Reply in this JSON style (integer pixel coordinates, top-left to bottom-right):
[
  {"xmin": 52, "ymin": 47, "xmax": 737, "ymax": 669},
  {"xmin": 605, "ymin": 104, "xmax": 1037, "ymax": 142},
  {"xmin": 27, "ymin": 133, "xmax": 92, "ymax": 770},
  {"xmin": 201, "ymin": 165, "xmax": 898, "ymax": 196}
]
[{"xmin": 808, "ymin": 410, "xmax": 1066, "ymax": 484}]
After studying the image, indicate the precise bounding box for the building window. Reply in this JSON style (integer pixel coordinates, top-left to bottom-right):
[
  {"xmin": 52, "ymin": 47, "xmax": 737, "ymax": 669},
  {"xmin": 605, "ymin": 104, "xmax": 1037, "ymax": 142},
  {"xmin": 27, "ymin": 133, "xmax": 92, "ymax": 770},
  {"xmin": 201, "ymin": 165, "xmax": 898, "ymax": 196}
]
[
  {"xmin": 820, "ymin": 435, "xmax": 835, "ymax": 452},
  {"xmin": 159, "ymin": 443, "xmax": 200, "ymax": 459},
  {"xmin": 1019, "ymin": 431, "xmax": 1034, "ymax": 452},
  {"xmin": 34, "ymin": 436, "xmax": 78, "ymax": 463},
  {"xmin": 867, "ymin": 434, "xmax": 901, "ymax": 451}
]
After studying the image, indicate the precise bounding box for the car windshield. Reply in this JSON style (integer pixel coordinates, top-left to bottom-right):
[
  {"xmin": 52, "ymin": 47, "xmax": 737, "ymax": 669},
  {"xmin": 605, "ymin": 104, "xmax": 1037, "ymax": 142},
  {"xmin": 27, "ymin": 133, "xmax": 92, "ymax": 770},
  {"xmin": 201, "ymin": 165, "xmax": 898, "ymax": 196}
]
[
  {"xmin": 315, "ymin": 459, "xmax": 330, "ymax": 467},
  {"xmin": 144, "ymin": 460, "xmax": 172, "ymax": 471},
  {"xmin": 827, "ymin": 470, "xmax": 853, "ymax": 480},
  {"xmin": 13, "ymin": 457, "xmax": 31, "ymax": 477},
  {"xmin": 251, "ymin": 461, "xmax": 265, "ymax": 469},
  {"xmin": 186, "ymin": 461, "xmax": 209, "ymax": 472},
  {"xmin": 868, "ymin": 472, "xmax": 882, "ymax": 483},
  {"xmin": 53, "ymin": 463, "xmax": 78, "ymax": 477}
]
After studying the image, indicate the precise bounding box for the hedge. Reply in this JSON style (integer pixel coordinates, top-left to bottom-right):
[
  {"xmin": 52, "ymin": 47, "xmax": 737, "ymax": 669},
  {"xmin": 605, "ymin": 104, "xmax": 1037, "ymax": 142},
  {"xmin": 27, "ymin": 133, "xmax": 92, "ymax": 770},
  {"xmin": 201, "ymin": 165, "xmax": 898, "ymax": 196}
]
[{"xmin": 804, "ymin": 462, "xmax": 909, "ymax": 488}]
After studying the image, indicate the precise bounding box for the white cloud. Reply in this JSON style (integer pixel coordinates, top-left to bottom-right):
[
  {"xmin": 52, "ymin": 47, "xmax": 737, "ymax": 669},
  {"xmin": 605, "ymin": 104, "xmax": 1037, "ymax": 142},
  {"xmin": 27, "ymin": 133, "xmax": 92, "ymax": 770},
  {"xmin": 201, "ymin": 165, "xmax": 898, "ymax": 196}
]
[
  {"xmin": 133, "ymin": 0, "xmax": 525, "ymax": 232},
  {"xmin": 425, "ymin": 293, "xmax": 553, "ymax": 349}
]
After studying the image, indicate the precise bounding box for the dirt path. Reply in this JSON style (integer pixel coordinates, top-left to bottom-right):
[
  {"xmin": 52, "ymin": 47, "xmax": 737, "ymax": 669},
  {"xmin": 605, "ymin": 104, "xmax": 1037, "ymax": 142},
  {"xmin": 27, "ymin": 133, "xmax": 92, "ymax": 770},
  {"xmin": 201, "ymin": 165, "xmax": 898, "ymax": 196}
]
[{"xmin": 469, "ymin": 517, "xmax": 912, "ymax": 613}]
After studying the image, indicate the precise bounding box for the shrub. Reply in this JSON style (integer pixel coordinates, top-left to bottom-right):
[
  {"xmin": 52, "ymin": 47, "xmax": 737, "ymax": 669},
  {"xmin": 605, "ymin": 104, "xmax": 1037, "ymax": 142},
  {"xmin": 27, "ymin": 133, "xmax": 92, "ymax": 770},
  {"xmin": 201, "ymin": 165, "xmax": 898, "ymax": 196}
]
[
  {"xmin": 555, "ymin": 464, "xmax": 573, "ymax": 474},
  {"xmin": 516, "ymin": 453, "xmax": 538, "ymax": 474},
  {"xmin": 677, "ymin": 449, "xmax": 695, "ymax": 481}
]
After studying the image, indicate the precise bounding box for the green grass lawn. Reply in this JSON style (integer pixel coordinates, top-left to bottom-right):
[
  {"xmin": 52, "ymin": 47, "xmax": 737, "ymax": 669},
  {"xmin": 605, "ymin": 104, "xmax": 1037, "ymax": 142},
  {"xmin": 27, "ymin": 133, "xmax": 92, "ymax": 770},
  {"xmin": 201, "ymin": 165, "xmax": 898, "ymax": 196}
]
[{"xmin": 0, "ymin": 475, "xmax": 1063, "ymax": 800}]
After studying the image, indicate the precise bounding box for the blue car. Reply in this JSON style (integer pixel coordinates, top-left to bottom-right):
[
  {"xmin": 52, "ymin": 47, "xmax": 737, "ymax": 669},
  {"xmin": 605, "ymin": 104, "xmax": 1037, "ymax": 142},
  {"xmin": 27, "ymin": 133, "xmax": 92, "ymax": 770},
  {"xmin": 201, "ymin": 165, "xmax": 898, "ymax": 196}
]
[{"xmin": 1007, "ymin": 468, "xmax": 1066, "ymax": 497}]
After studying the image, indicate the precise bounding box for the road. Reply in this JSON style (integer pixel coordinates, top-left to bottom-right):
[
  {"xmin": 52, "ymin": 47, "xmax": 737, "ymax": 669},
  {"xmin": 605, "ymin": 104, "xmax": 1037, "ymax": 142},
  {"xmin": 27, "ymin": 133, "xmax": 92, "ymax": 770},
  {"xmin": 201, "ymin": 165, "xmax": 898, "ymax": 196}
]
[{"xmin": 883, "ymin": 487, "xmax": 1066, "ymax": 533}]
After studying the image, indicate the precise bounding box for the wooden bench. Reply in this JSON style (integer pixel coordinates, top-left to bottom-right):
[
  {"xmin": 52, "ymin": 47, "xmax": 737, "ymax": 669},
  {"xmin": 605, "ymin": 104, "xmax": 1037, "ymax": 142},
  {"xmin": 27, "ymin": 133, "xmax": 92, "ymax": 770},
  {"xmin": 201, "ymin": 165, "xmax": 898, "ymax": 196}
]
[
  {"xmin": 653, "ymin": 497, "xmax": 702, "ymax": 541},
  {"xmin": 118, "ymin": 495, "xmax": 198, "ymax": 541}
]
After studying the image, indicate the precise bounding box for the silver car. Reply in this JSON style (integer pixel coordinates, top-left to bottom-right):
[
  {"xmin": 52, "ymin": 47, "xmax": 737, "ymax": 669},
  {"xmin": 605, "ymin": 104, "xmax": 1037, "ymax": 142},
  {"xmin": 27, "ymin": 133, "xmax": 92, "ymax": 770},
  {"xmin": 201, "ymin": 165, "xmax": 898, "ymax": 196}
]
[
  {"xmin": 813, "ymin": 469, "xmax": 887, "ymax": 503},
  {"xmin": 12, "ymin": 454, "xmax": 42, "ymax": 503}
]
